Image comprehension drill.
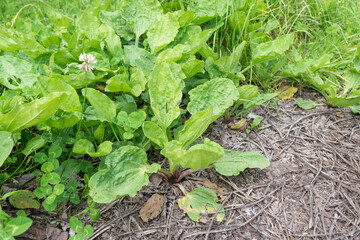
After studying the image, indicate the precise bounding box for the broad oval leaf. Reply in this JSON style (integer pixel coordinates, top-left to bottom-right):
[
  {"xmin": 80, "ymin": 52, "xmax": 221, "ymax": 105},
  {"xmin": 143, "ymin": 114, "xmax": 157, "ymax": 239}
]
[
  {"xmin": 124, "ymin": 46, "xmax": 156, "ymax": 73},
  {"xmin": 252, "ymin": 34, "xmax": 294, "ymax": 64},
  {"xmin": 147, "ymin": 13, "xmax": 180, "ymax": 54},
  {"xmin": 0, "ymin": 92, "xmax": 67, "ymax": 133},
  {"xmin": 82, "ymin": 88, "xmax": 116, "ymax": 122},
  {"xmin": 142, "ymin": 121, "xmax": 168, "ymax": 149},
  {"xmin": 149, "ymin": 62, "xmax": 185, "ymax": 128},
  {"xmin": 178, "ymin": 186, "xmax": 225, "ymax": 222},
  {"xmin": 89, "ymin": 146, "xmax": 161, "ymax": 203},
  {"xmin": 0, "ymin": 131, "xmax": 13, "ymax": 167},
  {"xmin": 38, "ymin": 76, "xmax": 81, "ymax": 112},
  {"xmin": 187, "ymin": 78, "xmax": 239, "ymax": 116},
  {"xmin": 236, "ymin": 85, "xmax": 260, "ymax": 105},
  {"xmin": 214, "ymin": 150, "xmax": 270, "ymax": 176},
  {"xmin": 161, "ymin": 139, "xmax": 224, "ymax": 171},
  {"xmin": 73, "ymin": 139, "xmax": 112, "ymax": 157},
  {"xmin": 9, "ymin": 190, "xmax": 40, "ymax": 209},
  {"xmin": 123, "ymin": 0, "xmax": 163, "ymax": 42},
  {"xmin": 4, "ymin": 216, "xmax": 32, "ymax": 237},
  {"xmin": 0, "ymin": 55, "xmax": 39, "ymax": 90}
]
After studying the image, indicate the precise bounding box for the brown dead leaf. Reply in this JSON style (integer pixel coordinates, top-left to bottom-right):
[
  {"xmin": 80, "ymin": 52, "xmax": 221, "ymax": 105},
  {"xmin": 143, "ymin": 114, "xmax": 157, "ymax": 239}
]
[
  {"xmin": 230, "ymin": 119, "xmax": 247, "ymax": 130},
  {"xmin": 196, "ymin": 179, "xmax": 228, "ymax": 195},
  {"xmin": 139, "ymin": 194, "xmax": 165, "ymax": 222},
  {"xmin": 278, "ymin": 86, "xmax": 298, "ymax": 100}
]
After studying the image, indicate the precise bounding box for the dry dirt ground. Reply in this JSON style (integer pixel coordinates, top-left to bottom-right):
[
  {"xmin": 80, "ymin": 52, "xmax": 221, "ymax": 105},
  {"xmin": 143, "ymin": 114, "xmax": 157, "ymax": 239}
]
[{"xmin": 11, "ymin": 89, "xmax": 360, "ymax": 239}]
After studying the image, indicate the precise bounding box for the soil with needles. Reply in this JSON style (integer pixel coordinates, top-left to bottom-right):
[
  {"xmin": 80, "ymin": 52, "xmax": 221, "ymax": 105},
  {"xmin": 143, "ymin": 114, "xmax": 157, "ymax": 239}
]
[{"xmin": 5, "ymin": 89, "xmax": 360, "ymax": 240}]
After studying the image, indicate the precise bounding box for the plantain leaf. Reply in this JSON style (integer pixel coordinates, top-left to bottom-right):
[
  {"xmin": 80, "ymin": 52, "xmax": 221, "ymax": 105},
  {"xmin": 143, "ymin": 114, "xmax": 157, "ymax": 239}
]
[
  {"xmin": 188, "ymin": 0, "xmax": 230, "ymax": 24},
  {"xmin": 89, "ymin": 146, "xmax": 161, "ymax": 203},
  {"xmin": 82, "ymin": 88, "xmax": 116, "ymax": 122},
  {"xmin": 0, "ymin": 55, "xmax": 40, "ymax": 90},
  {"xmin": 123, "ymin": 0, "xmax": 163, "ymax": 43},
  {"xmin": 0, "ymin": 131, "xmax": 13, "ymax": 167},
  {"xmin": 0, "ymin": 92, "xmax": 67, "ymax": 133},
  {"xmin": 236, "ymin": 85, "xmax": 260, "ymax": 105},
  {"xmin": 38, "ymin": 76, "xmax": 81, "ymax": 112},
  {"xmin": 252, "ymin": 34, "xmax": 294, "ymax": 64},
  {"xmin": 161, "ymin": 139, "xmax": 224, "ymax": 171},
  {"xmin": 187, "ymin": 78, "xmax": 239, "ymax": 116},
  {"xmin": 243, "ymin": 93, "xmax": 278, "ymax": 110},
  {"xmin": 73, "ymin": 139, "xmax": 112, "ymax": 157},
  {"xmin": 178, "ymin": 186, "xmax": 224, "ymax": 222},
  {"xmin": 142, "ymin": 121, "xmax": 168, "ymax": 149},
  {"xmin": 124, "ymin": 46, "xmax": 156, "ymax": 73},
  {"xmin": 177, "ymin": 107, "xmax": 215, "ymax": 148},
  {"xmin": 214, "ymin": 150, "xmax": 270, "ymax": 176},
  {"xmin": 147, "ymin": 12, "xmax": 180, "ymax": 54},
  {"xmin": 149, "ymin": 62, "xmax": 185, "ymax": 128}
]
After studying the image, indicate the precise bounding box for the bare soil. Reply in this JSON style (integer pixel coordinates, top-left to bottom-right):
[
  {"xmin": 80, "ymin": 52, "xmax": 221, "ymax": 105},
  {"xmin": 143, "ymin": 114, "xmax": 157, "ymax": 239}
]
[{"xmin": 7, "ymin": 89, "xmax": 360, "ymax": 240}]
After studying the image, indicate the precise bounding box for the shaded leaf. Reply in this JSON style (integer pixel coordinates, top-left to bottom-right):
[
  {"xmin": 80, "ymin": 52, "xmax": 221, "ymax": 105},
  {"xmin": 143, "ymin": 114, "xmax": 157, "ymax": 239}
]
[
  {"xmin": 9, "ymin": 190, "xmax": 40, "ymax": 209},
  {"xmin": 124, "ymin": 46, "xmax": 156, "ymax": 73},
  {"xmin": 0, "ymin": 131, "xmax": 13, "ymax": 167},
  {"xmin": 142, "ymin": 121, "xmax": 168, "ymax": 149}
]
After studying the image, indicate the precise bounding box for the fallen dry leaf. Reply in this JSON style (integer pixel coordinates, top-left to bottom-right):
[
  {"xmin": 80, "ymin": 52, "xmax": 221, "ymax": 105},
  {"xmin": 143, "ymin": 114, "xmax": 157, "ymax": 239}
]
[
  {"xmin": 139, "ymin": 194, "xmax": 165, "ymax": 222},
  {"xmin": 230, "ymin": 119, "xmax": 247, "ymax": 130}
]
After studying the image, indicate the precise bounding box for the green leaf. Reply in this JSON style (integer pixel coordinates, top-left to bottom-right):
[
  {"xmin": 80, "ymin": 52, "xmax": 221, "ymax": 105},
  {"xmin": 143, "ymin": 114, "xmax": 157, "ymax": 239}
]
[
  {"xmin": 48, "ymin": 144, "xmax": 62, "ymax": 159},
  {"xmin": 350, "ymin": 103, "xmax": 360, "ymax": 114},
  {"xmin": 46, "ymin": 172, "xmax": 61, "ymax": 185},
  {"xmin": 43, "ymin": 194, "xmax": 57, "ymax": 211},
  {"xmin": 0, "ymin": 55, "xmax": 39, "ymax": 90},
  {"xmin": 294, "ymin": 98, "xmax": 318, "ymax": 110},
  {"xmin": 89, "ymin": 146, "xmax": 161, "ymax": 203},
  {"xmin": 89, "ymin": 208, "xmax": 101, "ymax": 222},
  {"xmin": 161, "ymin": 139, "xmax": 224, "ymax": 171},
  {"xmin": 0, "ymin": 131, "xmax": 13, "ymax": 167},
  {"xmin": 82, "ymin": 88, "xmax": 116, "ymax": 122},
  {"xmin": 70, "ymin": 216, "xmax": 84, "ymax": 234},
  {"xmin": 94, "ymin": 123, "xmax": 105, "ymax": 142},
  {"xmin": 214, "ymin": 150, "xmax": 270, "ymax": 176},
  {"xmin": 142, "ymin": 121, "xmax": 168, "ymax": 149},
  {"xmin": 147, "ymin": 13, "xmax": 180, "ymax": 54},
  {"xmin": 156, "ymin": 44, "xmax": 185, "ymax": 64},
  {"xmin": 22, "ymin": 136, "xmax": 46, "ymax": 156},
  {"xmin": 9, "ymin": 190, "xmax": 40, "ymax": 209},
  {"xmin": 70, "ymin": 193, "xmax": 80, "ymax": 204},
  {"xmin": 82, "ymin": 225, "xmax": 94, "ymax": 238},
  {"xmin": 181, "ymin": 57, "xmax": 205, "ymax": 78},
  {"xmin": 124, "ymin": 46, "xmax": 156, "ymax": 73},
  {"xmin": 100, "ymin": 10, "xmax": 135, "ymax": 41},
  {"xmin": 53, "ymin": 184, "xmax": 65, "ymax": 196},
  {"xmin": 123, "ymin": 0, "xmax": 163, "ymax": 43},
  {"xmin": 177, "ymin": 107, "xmax": 215, "ymax": 149},
  {"xmin": 149, "ymin": 62, "xmax": 185, "ymax": 128},
  {"xmin": 187, "ymin": 78, "xmax": 239, "ymax": 116},
  {"xmin": 344, "ymin": 69, "xmax": 360, "ymax": 92},
  {"xmin": 38, "ymin": 76, "xmax": 81, "ymax": 112},
  {"xmin": 178, "ymin": 186, "xmax": 224, "ymax": 222},
  {"xmin": 252, "ymin": 34, "xmax": 294, "ymax": 64},
  {"xmin": 182, "ymin": 29, "xmax": 216, "ymax": 58},
  {"xmin": 66, "ymin": 179, "xmax": 78, "ymax": 193},
  {"xmin": 105, "ymin": 67, "xmax": 147, "ymax": 97},
  {"xmin": 243, "ymin": 93, "xmax": 278, "ymax": 110},
  {"xmin": 236, "ymin": 85, "xmax": 260, "ymax": 105},
  {"xmin": 188, "ymin": 0, "xmax": 229, "ymax": 24},
  {"xmin": 4, "ymin": 216, "xmax": 32, "ymax": 236},
  {"xmin": 0, "ymin": 26, "xmax": 48, "ymax": 59},
  {"xmin": 0, "ymin": 92, "xmax": 67, "ymax": 133},
  {"xmin": 73, "ymin": 139, "xmax": 112, "ymax": 157}
]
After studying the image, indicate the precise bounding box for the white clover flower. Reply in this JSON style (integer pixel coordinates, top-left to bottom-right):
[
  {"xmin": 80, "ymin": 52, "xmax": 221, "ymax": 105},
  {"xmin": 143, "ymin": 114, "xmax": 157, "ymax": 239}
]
[{"xmin": 78, "ymin": 53, "xmax": 97, "ymax": 72}]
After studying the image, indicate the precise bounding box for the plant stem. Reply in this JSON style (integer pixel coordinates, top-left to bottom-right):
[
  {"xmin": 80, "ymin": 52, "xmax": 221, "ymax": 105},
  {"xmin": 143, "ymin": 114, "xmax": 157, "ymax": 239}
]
[{"xmin": 109, "ymin": 122, "xmax": 120, "ymax": 142}]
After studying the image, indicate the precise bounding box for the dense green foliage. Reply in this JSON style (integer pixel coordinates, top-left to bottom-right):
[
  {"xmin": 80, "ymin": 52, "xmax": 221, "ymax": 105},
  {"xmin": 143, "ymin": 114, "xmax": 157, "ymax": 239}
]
[{"xmin": 0, "ymin": 0, "xmax": 359, "ymax": 238}]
